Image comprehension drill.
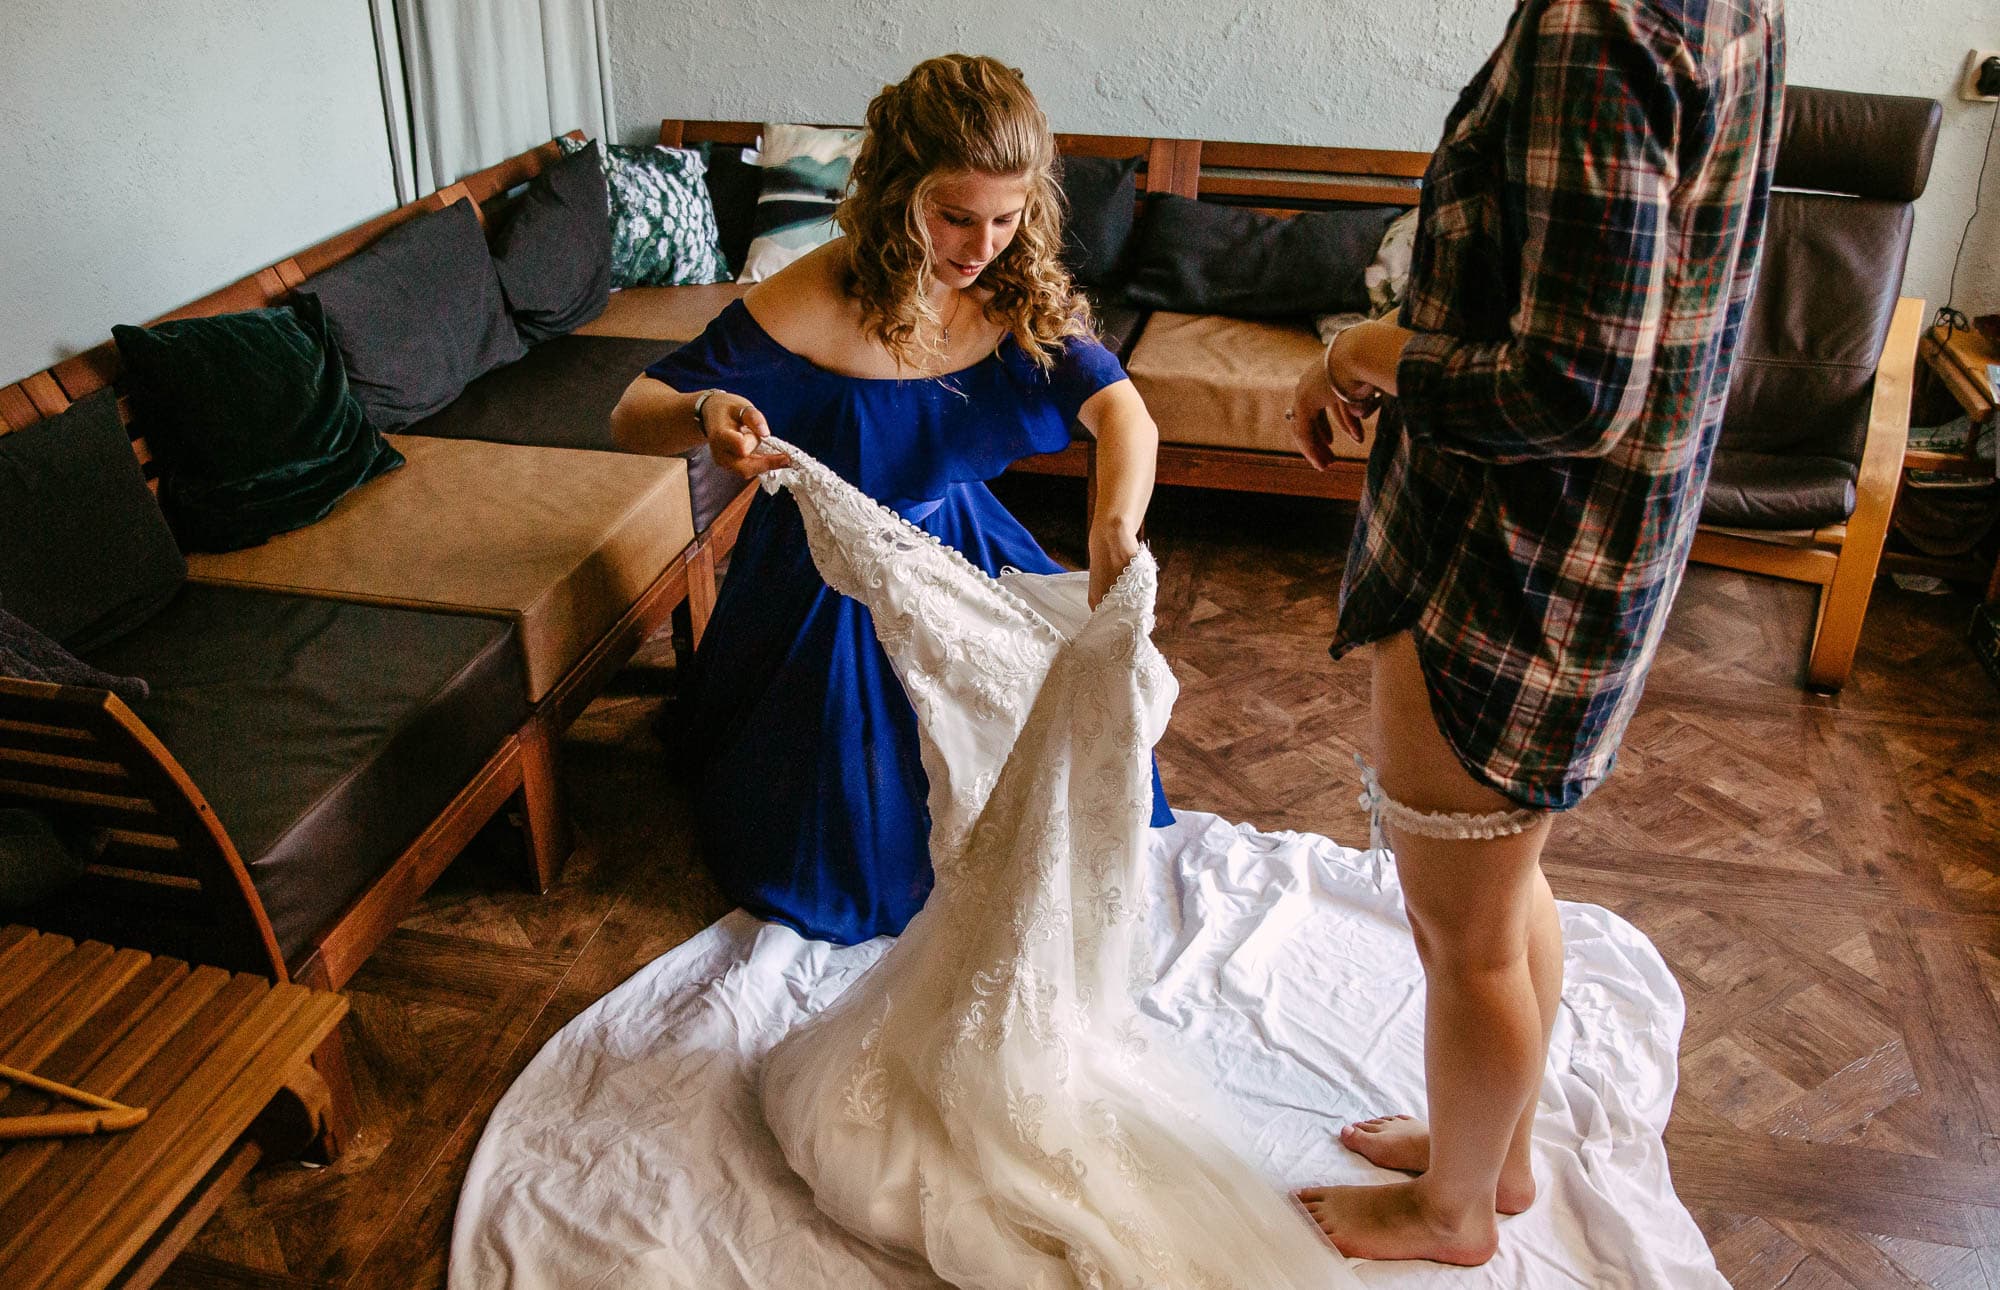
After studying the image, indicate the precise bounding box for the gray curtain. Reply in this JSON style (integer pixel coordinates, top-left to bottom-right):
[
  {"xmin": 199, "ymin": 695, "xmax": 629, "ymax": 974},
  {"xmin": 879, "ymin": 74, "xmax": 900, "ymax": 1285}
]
[{"xmin": 386, "ymin": 0, "xmax": 616, "ymax": 196}]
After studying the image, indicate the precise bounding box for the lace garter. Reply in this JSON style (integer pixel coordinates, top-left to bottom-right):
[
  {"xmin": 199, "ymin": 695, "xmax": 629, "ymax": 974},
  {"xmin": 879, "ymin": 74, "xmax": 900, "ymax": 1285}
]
[{"xmin": 1354, "ymin": 754, "xmax": 1541, "ymax": 852}]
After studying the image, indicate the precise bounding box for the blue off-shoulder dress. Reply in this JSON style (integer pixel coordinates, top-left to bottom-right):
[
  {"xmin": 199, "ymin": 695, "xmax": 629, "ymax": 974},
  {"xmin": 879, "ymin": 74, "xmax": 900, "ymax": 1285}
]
[{"xmin": 646, "ymin": 300, "xmax": 1173, "ymax": 944}]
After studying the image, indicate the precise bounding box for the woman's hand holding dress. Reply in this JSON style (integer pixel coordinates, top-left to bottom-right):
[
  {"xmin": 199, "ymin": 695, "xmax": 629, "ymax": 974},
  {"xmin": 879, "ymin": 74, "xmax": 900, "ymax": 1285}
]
[
  {"xmin": 1075, "ymin": 379, "xmax": 1159, "ymax": 609},
  {"xmin": 1087, "ymin": 521, "xmax": 1140, "ymax": 609},
  {"xmin": 701, "ymin": 393, "xmax": 791, "ymax": 480}
]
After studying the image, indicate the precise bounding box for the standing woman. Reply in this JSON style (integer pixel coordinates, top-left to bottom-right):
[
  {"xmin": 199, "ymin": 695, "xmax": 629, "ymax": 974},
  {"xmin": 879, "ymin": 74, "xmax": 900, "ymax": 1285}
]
[
  {"xmin": 1288, "ymin": 0, "xmax": 1784, "ymax": 1266},
  {"xmin": 611, "ymin": 55, "xmax": 1169, "ymax": 945}
]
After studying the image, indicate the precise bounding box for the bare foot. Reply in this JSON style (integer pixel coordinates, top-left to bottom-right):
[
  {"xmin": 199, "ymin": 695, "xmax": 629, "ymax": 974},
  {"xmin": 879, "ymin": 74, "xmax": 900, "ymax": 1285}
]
[
  {"xmin": 1338, "ymin": 1115, "xmax": 1536, "ymax": 1214},
  {"xmin": 1295, "ymin": 1180, "xmax": 1498, "ymax": 1265}
]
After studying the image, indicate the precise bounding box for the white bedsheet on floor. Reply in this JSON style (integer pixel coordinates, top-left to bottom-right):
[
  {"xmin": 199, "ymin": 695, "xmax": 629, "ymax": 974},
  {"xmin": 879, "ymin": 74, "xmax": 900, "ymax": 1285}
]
[{"xmin": 449, "ymin": 811, "xmax": 1722, "ymax": 1289}]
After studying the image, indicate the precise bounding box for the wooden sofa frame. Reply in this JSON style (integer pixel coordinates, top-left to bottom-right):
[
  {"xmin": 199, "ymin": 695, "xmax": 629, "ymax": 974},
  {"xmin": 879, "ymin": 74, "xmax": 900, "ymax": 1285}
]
[
  {"xmin": 663, "ymin": 119, "xmax": 1919, "ymax": 691},
  {"xmin": 0, "ymin": 132, "xmax": 768, "ymax": 1146}
]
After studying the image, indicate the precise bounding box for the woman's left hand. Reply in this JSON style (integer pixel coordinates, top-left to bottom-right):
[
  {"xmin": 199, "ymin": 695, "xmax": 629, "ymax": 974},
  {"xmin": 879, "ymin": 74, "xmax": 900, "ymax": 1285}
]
[
  {"xmin": 1088, "ymin": 522, "xmax": 1140, "ymax": 609},
  {"xmin": 1288, "ymin": 326, "xmax": 1382, "ymax": 470}
]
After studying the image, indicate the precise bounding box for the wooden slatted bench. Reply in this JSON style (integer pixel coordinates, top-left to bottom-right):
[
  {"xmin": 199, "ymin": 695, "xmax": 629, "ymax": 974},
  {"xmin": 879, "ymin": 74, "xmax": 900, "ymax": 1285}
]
[{"xmin": 0, "ymin": 924, "xmax": 347, "ymax": 1290}]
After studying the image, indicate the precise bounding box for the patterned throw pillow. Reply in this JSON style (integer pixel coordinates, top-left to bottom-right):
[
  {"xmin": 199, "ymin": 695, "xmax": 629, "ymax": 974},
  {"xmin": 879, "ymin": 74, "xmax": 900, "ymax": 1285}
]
[
  {"xmin": 559, "ymin": 137, "xmax": 730, "ymax": 289},
  {"xmin": 739, "ymin": 124, "xmax": 866, "ymax": 283}
]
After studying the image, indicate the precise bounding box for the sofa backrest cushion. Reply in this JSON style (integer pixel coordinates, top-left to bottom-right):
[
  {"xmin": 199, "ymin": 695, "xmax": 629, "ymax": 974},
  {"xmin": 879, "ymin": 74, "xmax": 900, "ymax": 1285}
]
[
  {"xmin": 493, "ymin": 140, "xmax": 613, "ymax": 345},
  {"xmin": 296, "ymin": 199, "xmax": 527, "ymax": 429},
  {"xmin": 1058, "ymin": 154, "xmax": 1142, "ymax": 289},
  {"xmin": 741, "ymin": 124, "xmax": 865, "ymax": 283},
  {"xmin": 1122, "ymin": 195, "xmax": 1401, "ymax": 321},
  {"xmin": 1773, "ymin": 85, "xmax": 1943, "ymax": 202},
  {"xmin": 0, "ymin": 388, "xmax": 186, "ymax": 649},
  {"xmin": 1720, "ymin": 194, "xmax": 1917, "ymax": 464},
  {"xmin": 702, "ymin": 143, "xmax": 765, "ymax": 277},
  {"xmin": 112, "ymin": 299, "xmax": 406, "ymax": 552},
  {"xmin": 561, "ymin": 138, "xmax": 734, "ymax": 289}
]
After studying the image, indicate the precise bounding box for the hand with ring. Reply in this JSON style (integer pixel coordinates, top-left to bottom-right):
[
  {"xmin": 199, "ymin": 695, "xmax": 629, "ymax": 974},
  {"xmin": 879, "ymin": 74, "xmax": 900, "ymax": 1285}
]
[{"xmin": 1287, "ymin": 327, "xmax": 1382, "ymax": 470}]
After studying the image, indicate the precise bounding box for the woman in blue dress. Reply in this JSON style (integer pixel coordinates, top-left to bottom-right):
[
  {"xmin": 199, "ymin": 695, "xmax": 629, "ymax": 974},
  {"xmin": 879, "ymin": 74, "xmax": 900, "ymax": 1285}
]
[{"xmin": 609, "ymin": 54, "xmax": 1171, "ymax": 944}]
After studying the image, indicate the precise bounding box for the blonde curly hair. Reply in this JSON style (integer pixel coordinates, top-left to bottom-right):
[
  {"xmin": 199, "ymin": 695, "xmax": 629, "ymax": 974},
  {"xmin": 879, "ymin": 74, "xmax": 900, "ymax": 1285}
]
[{"xmin": 837, "ymin": 54, "xmax": 1089, "ymax": 372}]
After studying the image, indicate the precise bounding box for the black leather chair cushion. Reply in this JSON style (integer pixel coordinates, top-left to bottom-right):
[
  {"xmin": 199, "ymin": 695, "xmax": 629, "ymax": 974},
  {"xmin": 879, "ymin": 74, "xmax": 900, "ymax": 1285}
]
[
  {"xmin": 1700, "ymin": 449, "xmax": 1857, "ymax": 529},
  {"xmin": 85, "ymin": 584, "xmax": 526, "ymax": 963},
  {"xmin": 1718, "ymin": 191, "xmax": 1911, "ymax": 464},
  {"xmin": 411, "ymin": 333, "xmax": 744, "ymax": 535},
  {"xmin": 1775, "ymin": 86, "xmax": 1942, "ymax": 201}
]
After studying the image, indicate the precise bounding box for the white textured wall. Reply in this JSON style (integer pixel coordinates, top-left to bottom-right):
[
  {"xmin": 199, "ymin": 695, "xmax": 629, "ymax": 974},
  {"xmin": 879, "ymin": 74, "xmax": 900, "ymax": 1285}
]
[
  {"xmin": 0, "ymin": 0, "xmax": 398, "ymax": 387},
  {"xmin": 608, "ymin": 0, "xmax": 2000, "ymax": 317}
]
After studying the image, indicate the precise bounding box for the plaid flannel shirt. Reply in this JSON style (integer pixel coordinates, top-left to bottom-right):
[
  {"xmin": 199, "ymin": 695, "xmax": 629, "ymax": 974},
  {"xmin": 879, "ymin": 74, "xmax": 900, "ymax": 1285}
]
[{"xmin": 1332, "ymin": 0, "xmax": 1786, "ymax": 809}]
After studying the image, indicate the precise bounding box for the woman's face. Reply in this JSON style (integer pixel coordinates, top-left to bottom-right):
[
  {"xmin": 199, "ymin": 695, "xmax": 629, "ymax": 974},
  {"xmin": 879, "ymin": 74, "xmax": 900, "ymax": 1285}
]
[{"xmin": 922, "ymin": 171, "xmax": 1032, "ymax": 287}]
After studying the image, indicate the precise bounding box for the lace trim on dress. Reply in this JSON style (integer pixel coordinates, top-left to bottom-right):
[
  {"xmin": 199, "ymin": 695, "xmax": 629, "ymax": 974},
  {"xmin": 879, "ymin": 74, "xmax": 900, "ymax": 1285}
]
[{"xmin": 759, "ymin": 436, "xmax": 1158, "ymax": 644}]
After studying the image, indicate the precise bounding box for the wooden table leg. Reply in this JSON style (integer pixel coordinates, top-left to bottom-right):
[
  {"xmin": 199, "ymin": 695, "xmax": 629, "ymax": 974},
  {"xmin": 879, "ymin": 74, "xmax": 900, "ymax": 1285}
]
[{"xmin": 305, "ymin": 1030, "xmax": 357, "ymax": 1164}]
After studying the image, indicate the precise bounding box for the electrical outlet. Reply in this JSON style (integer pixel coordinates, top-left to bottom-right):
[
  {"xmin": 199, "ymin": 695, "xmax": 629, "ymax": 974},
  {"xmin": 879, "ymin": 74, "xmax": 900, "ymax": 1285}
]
[{"xmin": 1962, "ymin": 49, "xmax": 2000, "ymax": 102}]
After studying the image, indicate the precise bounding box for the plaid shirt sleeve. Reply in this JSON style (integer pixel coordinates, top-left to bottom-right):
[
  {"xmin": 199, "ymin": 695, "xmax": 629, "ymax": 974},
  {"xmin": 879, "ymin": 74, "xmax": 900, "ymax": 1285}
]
[{"xmin": 1396, "ymin": 1, "xmax": 1685, "ymax": 464}]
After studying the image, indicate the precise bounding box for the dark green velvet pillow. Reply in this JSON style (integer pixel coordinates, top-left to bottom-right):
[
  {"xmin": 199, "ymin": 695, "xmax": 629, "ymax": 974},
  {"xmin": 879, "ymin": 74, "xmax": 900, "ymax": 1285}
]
[{"xmin": 112, "ymin": 299, "xmax": 404, "ymax": 552}]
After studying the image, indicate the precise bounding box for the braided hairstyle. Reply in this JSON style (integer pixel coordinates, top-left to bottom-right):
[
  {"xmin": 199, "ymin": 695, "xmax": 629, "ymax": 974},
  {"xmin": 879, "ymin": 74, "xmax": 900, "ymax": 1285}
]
[{"xmin": 836, "ymin": 54, "xmax": 1089, "ymax": 372}]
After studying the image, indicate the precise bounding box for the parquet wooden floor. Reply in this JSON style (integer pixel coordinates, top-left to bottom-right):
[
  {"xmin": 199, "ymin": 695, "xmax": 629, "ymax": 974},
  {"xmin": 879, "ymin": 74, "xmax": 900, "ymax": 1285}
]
[{"xmin": 158, "ymin": 476, "xmax": 2000, "ymax": 1289}]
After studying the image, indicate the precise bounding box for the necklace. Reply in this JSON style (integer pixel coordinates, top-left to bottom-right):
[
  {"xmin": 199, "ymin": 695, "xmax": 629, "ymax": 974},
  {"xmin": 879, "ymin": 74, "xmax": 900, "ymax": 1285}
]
[{"xmin": 938, "ymin": 290, "xmax": 965, "ymax": 347}]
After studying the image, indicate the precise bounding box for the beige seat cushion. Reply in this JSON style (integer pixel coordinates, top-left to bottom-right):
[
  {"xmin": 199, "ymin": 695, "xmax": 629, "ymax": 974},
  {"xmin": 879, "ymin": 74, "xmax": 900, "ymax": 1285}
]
[
  {"xmin": 186, "ymin": 436, "xmax": 694, "ymax": 703},
  {"xmin": 1126, "ymin": 311, "xmax": 1372, "ymax": 459},
  {"xmin": 575, "ymin": 283, "xmax": 751, "ymax": 342}
]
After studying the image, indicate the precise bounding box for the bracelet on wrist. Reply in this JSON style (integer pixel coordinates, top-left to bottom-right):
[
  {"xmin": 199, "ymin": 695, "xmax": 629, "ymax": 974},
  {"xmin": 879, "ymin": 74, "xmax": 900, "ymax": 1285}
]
[
  {"xmin": 1323, "ymin": 339, "xmax": 1371, "ymax": 408},
  {"xmin": 691, "ymin": 388, "xmax": 725, "ymax": 428}
]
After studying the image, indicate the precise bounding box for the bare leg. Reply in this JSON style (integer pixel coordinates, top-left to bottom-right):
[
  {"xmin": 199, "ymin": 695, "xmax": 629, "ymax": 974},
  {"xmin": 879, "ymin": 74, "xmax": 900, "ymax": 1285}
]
[
  {"xmin": 1340, "ymin": 867, "xmax": 1560, "ymax": 1213},
  {"xmin": 1297, "ymin": 633, "xmax": 1556, "ymax": 1263}
]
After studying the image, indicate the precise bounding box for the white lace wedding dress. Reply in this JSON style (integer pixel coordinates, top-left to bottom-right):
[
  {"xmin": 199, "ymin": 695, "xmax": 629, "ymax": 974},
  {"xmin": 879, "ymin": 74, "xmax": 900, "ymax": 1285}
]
[{"xmin": 752, "ymin": 440, "xmax": 1349, "ymax": 1290}]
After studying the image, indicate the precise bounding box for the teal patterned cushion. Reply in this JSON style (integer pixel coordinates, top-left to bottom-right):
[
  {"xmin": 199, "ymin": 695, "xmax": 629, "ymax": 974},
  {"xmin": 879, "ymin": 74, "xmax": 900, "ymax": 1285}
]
[
  {"xmin": 559, "ymin": 137, "xmax": 730, "ymax": 288},
  {"xmin": 740, "ymin": 124, "xmax": 865, "ymax": 283}
]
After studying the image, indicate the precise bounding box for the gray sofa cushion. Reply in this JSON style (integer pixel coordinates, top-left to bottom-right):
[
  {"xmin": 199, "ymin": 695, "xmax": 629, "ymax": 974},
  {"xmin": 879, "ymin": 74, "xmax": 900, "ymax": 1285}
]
[
  {"xmin": 297, "ymin": 199, "xmax": 527, "ymax": 430},
  {"xmin": 494, "ymin": 141, "xmax": 614, "ymax": 344}
]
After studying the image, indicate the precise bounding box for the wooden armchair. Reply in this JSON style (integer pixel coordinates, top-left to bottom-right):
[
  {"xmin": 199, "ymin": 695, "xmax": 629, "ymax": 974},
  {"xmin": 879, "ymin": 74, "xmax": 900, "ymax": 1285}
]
[
  {"xmin": 0, "ymin": 678, "xmax": 283, "ymax": 981},
  {"xmin": 0, "ymin": 677, "xmax": 360, "ymax": 1155},
  {"xmin": 1689, "ymin": 297, "xmax": 1924, "ymax": 690},
  {"xmin": 1688, "ymin": 87, "xmax": 1944, "ymax": 690}
]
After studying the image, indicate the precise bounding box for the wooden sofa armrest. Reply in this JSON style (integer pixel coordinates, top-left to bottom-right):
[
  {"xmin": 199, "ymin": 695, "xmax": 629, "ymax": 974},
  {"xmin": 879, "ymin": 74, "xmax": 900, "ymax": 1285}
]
[
  {"xmin": 1804, "ymin": 294, "xmax": 1924, "ymax": 689},
  {"xmin": 0, "ymin": 678, "xmax": 286, "ymax": 980}
]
